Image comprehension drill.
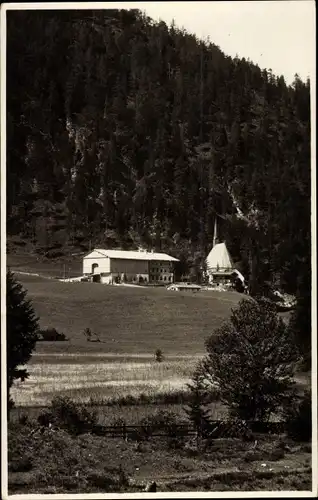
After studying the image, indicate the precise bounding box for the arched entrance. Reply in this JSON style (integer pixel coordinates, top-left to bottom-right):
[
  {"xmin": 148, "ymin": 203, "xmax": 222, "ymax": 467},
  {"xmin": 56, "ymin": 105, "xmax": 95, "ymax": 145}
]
[{"xmin": 91, "ymin": 263, "xmax": 99, "ymax": 274}]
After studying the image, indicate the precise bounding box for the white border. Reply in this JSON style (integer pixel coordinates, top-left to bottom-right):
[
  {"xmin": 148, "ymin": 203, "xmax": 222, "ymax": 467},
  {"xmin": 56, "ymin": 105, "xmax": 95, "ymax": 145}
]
[
  {"xmin": 1, "ymin": 2, "xmax": 8, "ymax": 500},
  {"xmin": 1, "ymin": 2, "xmax": 317, "ymax": 499}
]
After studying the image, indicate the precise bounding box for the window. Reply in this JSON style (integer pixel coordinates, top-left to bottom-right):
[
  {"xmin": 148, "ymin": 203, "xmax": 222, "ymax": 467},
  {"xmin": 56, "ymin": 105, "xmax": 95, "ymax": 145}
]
[{"xmin": 164, "ymin": 276, "xmax": 167, "ymax": 281}]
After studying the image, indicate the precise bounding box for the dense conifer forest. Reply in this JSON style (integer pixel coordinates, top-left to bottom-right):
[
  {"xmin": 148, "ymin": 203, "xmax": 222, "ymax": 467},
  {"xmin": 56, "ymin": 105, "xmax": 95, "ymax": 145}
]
[{"xmin": 7, "ymin": 9, "xmax": 311, "ymax": 296}]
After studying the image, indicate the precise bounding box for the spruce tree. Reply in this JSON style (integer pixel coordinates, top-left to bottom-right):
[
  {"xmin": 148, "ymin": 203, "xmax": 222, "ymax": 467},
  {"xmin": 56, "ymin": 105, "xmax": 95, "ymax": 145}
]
[
  {"xmin": 6, "ymin": 270, "xmax": 39, "ymax": 414},
  {"xmin": 201, "ymin": 298, "xmax": 299, "ymax": 422},
  {"xmin": 185, "ymin": 365, "xmax": 211, "ymax": 438}
]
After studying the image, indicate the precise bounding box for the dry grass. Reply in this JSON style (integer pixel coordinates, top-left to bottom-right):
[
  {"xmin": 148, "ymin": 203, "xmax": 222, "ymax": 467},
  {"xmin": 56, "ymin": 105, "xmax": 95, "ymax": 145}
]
[{"xmin": 11, "ymin": 357, "xmax": 199, "ymax": 406}]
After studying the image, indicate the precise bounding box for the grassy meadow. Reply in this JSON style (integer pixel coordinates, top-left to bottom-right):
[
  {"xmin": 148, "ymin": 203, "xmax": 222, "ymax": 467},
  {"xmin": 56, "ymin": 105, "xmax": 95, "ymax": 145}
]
[
  {"xmin": 18, "ymin": 273, "xmax": 243, "ymax": 354},
  {"xmin": 10, "ymin": 271, "xmax": 300, "ymax": 412},
  {"xmin": 7, "ymin": 251, "xmax": 83, "ymax": 278},
  {"xmin": 7, "ymin": 271, "xmax": 242, "ymax": 409},
  {"xmin": 11, "ymin": 355, "xmax": 200, "ymax": 407}
]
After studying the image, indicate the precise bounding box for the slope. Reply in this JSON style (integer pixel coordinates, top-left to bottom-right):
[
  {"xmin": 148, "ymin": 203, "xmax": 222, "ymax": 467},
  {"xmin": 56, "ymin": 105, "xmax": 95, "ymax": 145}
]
[{"xmin": 19, "ymin": 275, "xmax": 243, "ymax": 355}]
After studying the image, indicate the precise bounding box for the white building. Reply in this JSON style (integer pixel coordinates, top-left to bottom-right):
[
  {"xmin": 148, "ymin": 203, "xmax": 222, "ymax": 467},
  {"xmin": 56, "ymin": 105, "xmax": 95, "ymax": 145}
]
[
  {"xmin": 206, "ymin": 241, "xmax": 234, "ymax": 274},
  {"xmin": 83, "ymin": 249, "xmax": 179, "ymax": 285},
  {"xmin": 205, "ymin": 218, "xmax": 245, "ymax": 287}
]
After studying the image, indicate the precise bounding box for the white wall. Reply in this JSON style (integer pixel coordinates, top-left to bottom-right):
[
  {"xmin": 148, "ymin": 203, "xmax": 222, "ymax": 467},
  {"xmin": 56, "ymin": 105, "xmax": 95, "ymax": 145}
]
[
  {"xmin": 101, "ymin": 274, "xmax": 113, "ymax": 284},
  {"xmin": 83, "ymin": 257, "xmax": 110, "ymax": 275}
]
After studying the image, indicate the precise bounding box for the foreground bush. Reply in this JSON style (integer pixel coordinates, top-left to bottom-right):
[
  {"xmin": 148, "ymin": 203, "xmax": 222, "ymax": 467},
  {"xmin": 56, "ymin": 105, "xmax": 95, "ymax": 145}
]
[
  {"xmin": 38, "ymin": 396, "xmax": 98, "ymax": 435},
  {"xmin": 198, "ymin": 298, "xmax": 299, "ymax": 422},
  {"xmin": 8, "ymin": 423, "xmax": 129, "ymax": 493},
  {"xmin": 8, "ymin": 422, "xmax": 34, "ymax": 473},
  {"xmin": 37, "ymin": 328, "xmax": 68, "ymax": 341},
  {"xmin": 137, "ymin": 410, "xmax": 188, "ymax": 446}
]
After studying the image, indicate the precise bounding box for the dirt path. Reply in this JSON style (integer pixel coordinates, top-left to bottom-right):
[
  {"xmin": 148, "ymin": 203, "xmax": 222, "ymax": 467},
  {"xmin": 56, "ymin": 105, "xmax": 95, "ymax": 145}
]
[{"xmin": 12, "ymin": 270, "xmax": 55, "ymax": 280}]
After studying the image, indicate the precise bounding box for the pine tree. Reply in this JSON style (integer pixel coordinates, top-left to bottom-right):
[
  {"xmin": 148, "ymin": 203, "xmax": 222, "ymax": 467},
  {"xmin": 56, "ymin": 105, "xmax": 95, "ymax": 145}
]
[
  {"xmin": 6, "ymin": 270, "xmax": 39, "ymax": 414},
  {"xmin": 185, "ymin": 365, "xmax": 211, "ymax": 438},
  {"xmin": 201, "ymin": 298, "xmax": 299, "ymax": 422}
]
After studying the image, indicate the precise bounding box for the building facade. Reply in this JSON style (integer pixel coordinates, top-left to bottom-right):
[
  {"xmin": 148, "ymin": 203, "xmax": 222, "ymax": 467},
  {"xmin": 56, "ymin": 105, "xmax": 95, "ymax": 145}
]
[{"xmin": 83, "ymin": 249, "xmax": 179, "ymax": 285}]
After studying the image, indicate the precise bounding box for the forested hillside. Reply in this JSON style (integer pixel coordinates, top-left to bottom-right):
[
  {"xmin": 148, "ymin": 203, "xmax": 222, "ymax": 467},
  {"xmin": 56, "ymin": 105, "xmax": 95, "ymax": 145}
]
[{"xmin": 7, "ymin": 9, "xmax": 311, "ymax": 295}]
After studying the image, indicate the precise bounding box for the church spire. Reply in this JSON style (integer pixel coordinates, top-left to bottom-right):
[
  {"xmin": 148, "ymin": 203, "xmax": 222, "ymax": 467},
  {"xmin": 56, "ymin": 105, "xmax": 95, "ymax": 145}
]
[{"xmin": 213, "ymin": 217, "xmax": 218, "ymax": 248}]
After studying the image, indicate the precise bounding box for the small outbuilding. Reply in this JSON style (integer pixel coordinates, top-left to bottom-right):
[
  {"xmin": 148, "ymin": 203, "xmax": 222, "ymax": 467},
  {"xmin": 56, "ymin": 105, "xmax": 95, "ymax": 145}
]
[{"xmin": 167, "ymin": 282, "xmax": 201, "ymax": 292}]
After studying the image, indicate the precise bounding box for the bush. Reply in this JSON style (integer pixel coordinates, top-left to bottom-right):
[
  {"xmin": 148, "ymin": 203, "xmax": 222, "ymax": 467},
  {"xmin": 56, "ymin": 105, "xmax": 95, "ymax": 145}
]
[
  {"xmin": 199, "ymin": 298, "xmax": 299, "ymax": 422},
  {"xmin": 38, "ymin": 396, "xmax": 98, "ymax": 435},
  {"xmin": 38, "ymin": 328, "xmax": 68, "ymax": 341},
  {"xmin": 139, "ymin": 410, "xmax": 187, "ymax": 443},
  {"xmin": 284, "ymin": 390, "xmax": 311, "ymax": 442},
  {"xmin": 18, "ymin": 413, "xmax": 29, "ymax": 425},
  {"xmin": 154, "ymin": 348, "xmax": 164, "ymax": 362},
  {"xmin": 9, "ymin": 422, "xmax": 129, "ymax": 493},
  {"xmin": 8, "ymin": 422, "xmax": 35, "ymax": 473}
]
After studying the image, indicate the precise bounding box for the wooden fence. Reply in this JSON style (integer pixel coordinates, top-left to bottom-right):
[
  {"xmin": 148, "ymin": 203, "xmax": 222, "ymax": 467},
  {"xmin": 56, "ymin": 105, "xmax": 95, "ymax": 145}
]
[{"xmin": 88, "ymin": 421, "xmax": 286, "ymax": 439}]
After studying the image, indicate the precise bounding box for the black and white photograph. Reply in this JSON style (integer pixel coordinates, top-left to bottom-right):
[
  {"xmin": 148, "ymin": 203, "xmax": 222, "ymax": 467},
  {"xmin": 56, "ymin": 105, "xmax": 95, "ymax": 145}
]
[{"xmin": 1, "ymin": 0, "xmax": 316, "ymax": 497}]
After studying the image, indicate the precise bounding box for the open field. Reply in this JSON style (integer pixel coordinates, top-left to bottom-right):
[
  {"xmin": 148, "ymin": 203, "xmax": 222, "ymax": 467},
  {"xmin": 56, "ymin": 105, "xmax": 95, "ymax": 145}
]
[
  {"xmin": 9, "ymin": 271, "xmax": 242, "ymax": 408},
  {"xmin": 7, "ymin": 252, "xmax": 83, "ymax": 279},
  {"xmin": 10, "ymin": 270, "xmax": 308, "ymax": 409},
  {"xmin": 11, "ymin": 356, "xmax": 200, "ymax": 407},
  {"xmin": 16, "ymin": 273, "xmax": 244, "ymax": 355}
]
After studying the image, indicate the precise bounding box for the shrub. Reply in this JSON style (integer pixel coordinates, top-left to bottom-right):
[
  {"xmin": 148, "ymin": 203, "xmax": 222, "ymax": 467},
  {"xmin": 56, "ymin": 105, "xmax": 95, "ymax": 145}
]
[
  {"xmin": 18, "ymin": 413, "xmax": 29, "ymax": 426},
  {"xmin": 86, "ymin": 472, "xmax": 118, "ymax": 491},
  {"xmin": 38, "ymin": 328, "xmax": 68, "ymax": 341},
  {"xmin": 284, "ymin": 390, "xmax": 311, "ymax": 442},
  {"xmin": 139, "ymin": 410, "xmax": 187, "ymax": 443},
  {"xmin": 154, "ymin": 348, "xmax": 164, "ymax": 362},
  {"xmin": 38, "ymin": 396, "xmax": 98, "ymax": 435},
  {"xmin": 9, "ymin": 455, "xmax": 33, "ymax": 473},
  {"xmin": 200, "ymin": 298, "xmax": 299, "ymax": 422},
  {"xmin": 109, "ymin": 417, "xmax": 127, "ymax": 438},
  {"xmin": 8, "ymin": 422, "xmax": 34, "ymax": 473},
  {"xmin": 31, "ymin": 428, "xmax": 92, "ymax": 491}
]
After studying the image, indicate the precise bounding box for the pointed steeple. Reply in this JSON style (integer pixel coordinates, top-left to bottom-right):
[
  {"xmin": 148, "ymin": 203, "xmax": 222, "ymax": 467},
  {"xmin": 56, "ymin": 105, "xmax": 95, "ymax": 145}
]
[{"xmin": 213, "ymin": 217, "xmax": 218, "ymax": 248}]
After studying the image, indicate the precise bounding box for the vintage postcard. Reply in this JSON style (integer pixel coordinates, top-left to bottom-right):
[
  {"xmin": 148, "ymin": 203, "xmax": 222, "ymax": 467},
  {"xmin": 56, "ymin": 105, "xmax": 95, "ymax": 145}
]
[{"xmin": 1, "ymin": 1, "xmax": 316, "ymax": 498}]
